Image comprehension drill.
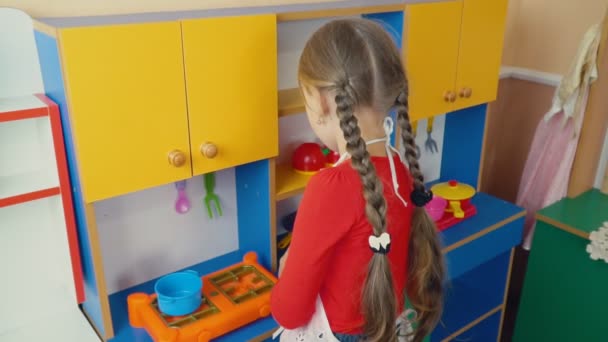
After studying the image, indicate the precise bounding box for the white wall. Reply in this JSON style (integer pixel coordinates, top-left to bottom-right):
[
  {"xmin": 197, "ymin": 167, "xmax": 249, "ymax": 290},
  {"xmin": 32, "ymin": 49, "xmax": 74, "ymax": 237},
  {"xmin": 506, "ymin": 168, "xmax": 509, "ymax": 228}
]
[
  {"xmin": 96, "ymin": 170, "xmax": 239, "ymax": 294},
  {"xmin": 502, "ymin": 0, "xmax": 607, "ymax": 75},
  {"xmin": 0, "ymin": 8, "xmax": 43, "ymax": 98}
]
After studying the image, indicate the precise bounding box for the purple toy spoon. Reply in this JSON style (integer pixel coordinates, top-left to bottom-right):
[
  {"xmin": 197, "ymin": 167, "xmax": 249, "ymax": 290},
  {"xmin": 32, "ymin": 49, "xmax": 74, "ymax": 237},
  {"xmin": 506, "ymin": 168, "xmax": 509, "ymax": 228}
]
[{"xmin": 174, "ymin": 180, "xmax": 191, "ymax": 214}]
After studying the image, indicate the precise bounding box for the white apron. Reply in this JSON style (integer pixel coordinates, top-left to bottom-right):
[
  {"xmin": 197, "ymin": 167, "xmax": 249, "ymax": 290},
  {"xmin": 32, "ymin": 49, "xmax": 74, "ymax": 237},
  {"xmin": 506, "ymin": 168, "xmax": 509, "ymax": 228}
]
[
  {"xmin": 273, "ymin": 117, "xmax": 415, "ymax": 342},
  {"xmin": 272, "ymin": 295, "xmax": 417, "ymax": 341}
]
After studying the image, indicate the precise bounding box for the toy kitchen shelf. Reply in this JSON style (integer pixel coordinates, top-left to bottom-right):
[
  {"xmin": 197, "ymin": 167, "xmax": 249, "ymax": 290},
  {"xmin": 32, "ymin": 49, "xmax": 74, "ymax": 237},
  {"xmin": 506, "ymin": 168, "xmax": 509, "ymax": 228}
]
[
  {"xmin": 0, "ymin": 95, "xmax": 61, "ymax": 207},
  {"xmin": 0, "ymin": 94, "xmax": 86, "ymax": 337},
  {"xmin": 0, "ymin": 95, "xmax": 84, "ymax": 303},
  {"xmin": 30, "ymin": 0, "xmax": 514, "ymax": 341},
  {"xmin": 275, "ymin": 163, "xmax": 313, "ymax": 201},
  {"xmin": 108, "ymin": 252, "xmax": 277, "ymax": 342},
  {"xmin": 278, "ymin": 88, "xmax": 305, "ymax": 117}
]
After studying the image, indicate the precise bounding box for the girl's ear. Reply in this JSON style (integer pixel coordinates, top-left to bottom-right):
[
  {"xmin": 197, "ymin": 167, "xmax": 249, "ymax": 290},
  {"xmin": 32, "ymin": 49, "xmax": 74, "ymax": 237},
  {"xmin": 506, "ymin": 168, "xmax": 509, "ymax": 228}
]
[
  {"xmin": 319, "ymin": 90, "xmax": 332, "ymax": 116},
  {"xmin": 319, "ymin": 89, "xmax": 338, "ymax": 118}
]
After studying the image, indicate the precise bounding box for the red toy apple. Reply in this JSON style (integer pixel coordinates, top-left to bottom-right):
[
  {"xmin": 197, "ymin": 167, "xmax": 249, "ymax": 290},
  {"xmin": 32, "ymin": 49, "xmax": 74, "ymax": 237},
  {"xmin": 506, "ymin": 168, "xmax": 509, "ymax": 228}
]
[{"xmin": 292, "ymin": 143, "xmax": 326, "ymax": 174}]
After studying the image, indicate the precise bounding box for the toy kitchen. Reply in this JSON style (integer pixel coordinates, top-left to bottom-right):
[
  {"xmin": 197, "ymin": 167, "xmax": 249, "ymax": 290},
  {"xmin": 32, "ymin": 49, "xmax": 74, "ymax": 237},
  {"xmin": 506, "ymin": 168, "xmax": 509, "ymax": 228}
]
[{"xmin": 22, "ymin": 0, "xmax": 525, "ymax": 341}]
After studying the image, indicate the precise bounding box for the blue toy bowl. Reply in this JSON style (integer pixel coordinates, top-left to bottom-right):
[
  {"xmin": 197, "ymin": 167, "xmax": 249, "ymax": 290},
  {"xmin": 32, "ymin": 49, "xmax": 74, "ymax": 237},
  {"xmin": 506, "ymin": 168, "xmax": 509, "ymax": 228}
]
[{"xmin": 154, "ymin": 270, "xmax": 202, "ymax": 316}]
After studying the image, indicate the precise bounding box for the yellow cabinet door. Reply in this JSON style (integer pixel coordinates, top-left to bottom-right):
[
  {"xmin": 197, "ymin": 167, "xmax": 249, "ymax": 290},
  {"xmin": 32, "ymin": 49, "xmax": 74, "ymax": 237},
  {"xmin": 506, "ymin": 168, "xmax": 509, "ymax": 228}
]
[
  {"xmin": 454, "ymin": 0, "xmax": 508, "ymax": 110},
  {"xmin": 181, "ymin": 15, "xmax": 278, "ymax": 176},
  {"xmin": 59, "ymin": 23, "xmax": 191, "ymax": 202},
  {"xmin": 405, "ymin": 1, "xmax": 463, "ymax": 121}
]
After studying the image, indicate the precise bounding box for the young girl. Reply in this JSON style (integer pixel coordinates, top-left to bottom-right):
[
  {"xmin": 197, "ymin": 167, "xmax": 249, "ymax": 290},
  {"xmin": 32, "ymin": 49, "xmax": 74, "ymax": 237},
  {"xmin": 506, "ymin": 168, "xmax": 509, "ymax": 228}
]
[{"xmin": 270, "ymin": 18, "xmax": 445, "ymax": 342}]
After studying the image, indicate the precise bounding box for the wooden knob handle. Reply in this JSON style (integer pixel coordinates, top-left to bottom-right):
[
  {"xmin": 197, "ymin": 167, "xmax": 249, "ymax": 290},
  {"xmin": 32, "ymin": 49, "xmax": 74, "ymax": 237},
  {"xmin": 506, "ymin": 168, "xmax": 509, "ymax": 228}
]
[
  {"xmin": 168, "ymin": 150, "xmax": 186, "ymax": 167},
  {"xmin": 444, "ymin": 91, "xmax": 457, "ymax": 103},
  {"xmin": 459, "ymin": 87, "xmax": 472, "ymax": 98},
  {"xmin": 201, "ymin": 143, "xmax": 218, "ymax": 159}
]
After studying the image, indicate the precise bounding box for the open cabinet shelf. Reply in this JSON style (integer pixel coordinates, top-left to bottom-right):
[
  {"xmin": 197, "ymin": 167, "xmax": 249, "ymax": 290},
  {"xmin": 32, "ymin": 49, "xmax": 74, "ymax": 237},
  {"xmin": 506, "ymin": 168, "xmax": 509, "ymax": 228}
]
[
  {"xmin": 275, "ymin": 163, "xmax": 313, "ymax": 201},
  {"xmin": 278, "ymin": 88, "xmax": 304, "ymax": 117},
  {"xmin": 0, "ymin": 95, "xmax": 48, "ymax": 123},
  {"xmin": 0, "ymin": 170, "xmax": 60, "ymax": 207},
  {"xmin": 1, "ymin": 95, "xmax": 61, "ymax": 208},
  {"xmin": 108, "ymin": 250, "xmax": 278, "ymax": 342}
]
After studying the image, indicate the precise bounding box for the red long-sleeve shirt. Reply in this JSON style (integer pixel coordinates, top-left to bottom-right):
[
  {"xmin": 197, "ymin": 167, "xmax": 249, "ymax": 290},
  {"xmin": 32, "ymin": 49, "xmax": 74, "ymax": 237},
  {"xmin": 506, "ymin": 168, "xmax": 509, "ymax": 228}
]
[{"xmin": 271, "ymin": 156, "xmax": 414, "ymax": 334}]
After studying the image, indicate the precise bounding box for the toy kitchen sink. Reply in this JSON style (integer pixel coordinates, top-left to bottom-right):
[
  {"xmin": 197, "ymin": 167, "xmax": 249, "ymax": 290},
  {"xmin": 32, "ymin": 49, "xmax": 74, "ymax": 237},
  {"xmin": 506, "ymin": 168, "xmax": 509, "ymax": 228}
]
[{"xmin": 127, "ymin": 252, "xmax": 276, "ymax": 342}]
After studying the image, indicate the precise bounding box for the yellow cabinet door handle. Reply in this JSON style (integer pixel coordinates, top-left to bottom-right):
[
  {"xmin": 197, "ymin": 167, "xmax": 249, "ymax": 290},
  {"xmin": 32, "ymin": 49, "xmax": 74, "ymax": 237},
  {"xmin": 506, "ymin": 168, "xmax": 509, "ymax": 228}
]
[
  {"xmin": 459, "ymin": 87, "xmax": 473, "ymax": 98},
  {"xmin": 168, "ymin": 150, "xmax": 187, "ymax": 167},
  {"xmin": 443, "ymin": 91, "xmax": 456, "ymax": 103},
  {"xmin": 200, "ymin": 142, "xmax": 218, "ymax": 159}
]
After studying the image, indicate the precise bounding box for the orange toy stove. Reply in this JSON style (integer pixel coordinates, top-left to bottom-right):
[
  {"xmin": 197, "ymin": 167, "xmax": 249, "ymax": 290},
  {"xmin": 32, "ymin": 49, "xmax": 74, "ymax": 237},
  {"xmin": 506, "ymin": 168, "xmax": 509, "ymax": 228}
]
[{"xmin": 128, "ymin": 252, "xmax": 277, "ymax": 342}]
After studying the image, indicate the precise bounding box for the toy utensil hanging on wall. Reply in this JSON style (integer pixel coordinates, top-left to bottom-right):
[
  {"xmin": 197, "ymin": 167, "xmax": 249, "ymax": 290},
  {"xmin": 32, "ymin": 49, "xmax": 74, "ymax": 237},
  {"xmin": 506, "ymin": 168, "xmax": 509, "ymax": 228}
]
[
  {"xmin": 204, "ymin": 172, "xmax": 222, "ymax": 218},
  {"xmin": 425, "ymin": 116, "xmax": 439, "ymax": 154},
  {"xmin": 412, "ymin": 120, "xmax": 421, "ymax": 158},
  {"xmin": 174, "ymin": 180, "xmax": 191, "ymax": 214}
]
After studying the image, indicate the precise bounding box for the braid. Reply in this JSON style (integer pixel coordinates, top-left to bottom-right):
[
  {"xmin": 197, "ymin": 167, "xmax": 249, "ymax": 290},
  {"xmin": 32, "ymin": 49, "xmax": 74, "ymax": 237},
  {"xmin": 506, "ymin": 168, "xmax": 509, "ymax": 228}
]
[
  {"xmin": 335, "ymin": 85, "xmax": 387, "ymax": 233},
  {"xmin": 335, "ymin": 84, "xmax": 397, "ymax": 342},
  {"xmin": 395, "ymin": 92, "xmax": 425, "ymax": 188},
  {"xmin": 395, "ymin": 90, "xmax": 446, "ymax": 342}
]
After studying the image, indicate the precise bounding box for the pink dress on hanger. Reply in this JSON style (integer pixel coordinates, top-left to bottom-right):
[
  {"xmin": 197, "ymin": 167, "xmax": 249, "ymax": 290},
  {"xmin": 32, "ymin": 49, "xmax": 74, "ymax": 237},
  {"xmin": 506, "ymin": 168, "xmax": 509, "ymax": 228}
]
[
  {"xmin": 516, "ymin": 24, "xmax": 599, "ymax": 250},
  {"xmin": 516, "ymin": 102, "xmax": 585, "ymax": 249}
]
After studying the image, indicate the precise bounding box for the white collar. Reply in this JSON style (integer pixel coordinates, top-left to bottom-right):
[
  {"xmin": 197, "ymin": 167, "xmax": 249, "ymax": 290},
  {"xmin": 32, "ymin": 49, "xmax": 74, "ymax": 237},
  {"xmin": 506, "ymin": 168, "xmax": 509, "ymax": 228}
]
[{"xmin": 334, "ymin": 116, "xmax": 408, "ymax": 208}]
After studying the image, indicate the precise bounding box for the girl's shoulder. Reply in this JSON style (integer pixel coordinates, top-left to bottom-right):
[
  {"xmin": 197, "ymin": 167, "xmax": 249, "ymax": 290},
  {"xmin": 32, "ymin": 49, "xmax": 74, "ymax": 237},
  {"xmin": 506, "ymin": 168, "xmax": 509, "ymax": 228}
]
[
  {"xmin": 307, "ymin": 163, "xmax": 361, "ymax": 193},
  {"xmin": 298, "ymin": 163, "xmax": 364, "ymax": 230}
]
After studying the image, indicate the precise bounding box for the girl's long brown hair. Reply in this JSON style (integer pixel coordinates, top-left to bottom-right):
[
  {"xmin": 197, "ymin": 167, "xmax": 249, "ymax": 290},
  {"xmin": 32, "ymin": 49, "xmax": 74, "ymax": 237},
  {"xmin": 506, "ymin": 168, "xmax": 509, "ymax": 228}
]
[{"xmin": 298, "ymin": 18, "xmax": 446, "ymax": 342}]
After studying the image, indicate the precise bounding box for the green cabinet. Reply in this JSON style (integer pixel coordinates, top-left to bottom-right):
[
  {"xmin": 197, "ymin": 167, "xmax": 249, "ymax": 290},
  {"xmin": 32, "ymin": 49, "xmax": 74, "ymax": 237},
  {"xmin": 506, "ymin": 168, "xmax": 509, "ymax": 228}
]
[{"xmin": 514, "ymin": 189, "xmax": 608, "ymax": 342}]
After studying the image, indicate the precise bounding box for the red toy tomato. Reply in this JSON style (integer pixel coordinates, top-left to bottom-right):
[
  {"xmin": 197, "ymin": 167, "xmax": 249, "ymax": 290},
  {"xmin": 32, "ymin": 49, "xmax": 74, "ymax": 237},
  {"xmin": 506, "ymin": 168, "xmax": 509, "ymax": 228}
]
[
  {"xmin": 323, "ymin": 147, "xmax": 340, "ymax": 166},
  {"xmin": 292, "ymin": 143, "xmax": 326, "ymax": 174}
]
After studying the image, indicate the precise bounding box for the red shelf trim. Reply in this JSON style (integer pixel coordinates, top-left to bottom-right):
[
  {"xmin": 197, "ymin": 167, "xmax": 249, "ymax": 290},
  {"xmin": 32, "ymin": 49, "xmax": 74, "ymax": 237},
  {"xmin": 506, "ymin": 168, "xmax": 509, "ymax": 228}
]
[{"xmin": 0, "ymin": 187, "xmax": 61, "ymax": 208}]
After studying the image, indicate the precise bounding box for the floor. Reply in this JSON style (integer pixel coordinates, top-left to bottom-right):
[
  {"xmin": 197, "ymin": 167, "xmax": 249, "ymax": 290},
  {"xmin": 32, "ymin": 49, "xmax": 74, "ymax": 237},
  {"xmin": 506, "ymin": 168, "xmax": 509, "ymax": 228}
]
[{"xmin": 500, "ymin": 245, "xmax": 530, "ymax": 342}]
